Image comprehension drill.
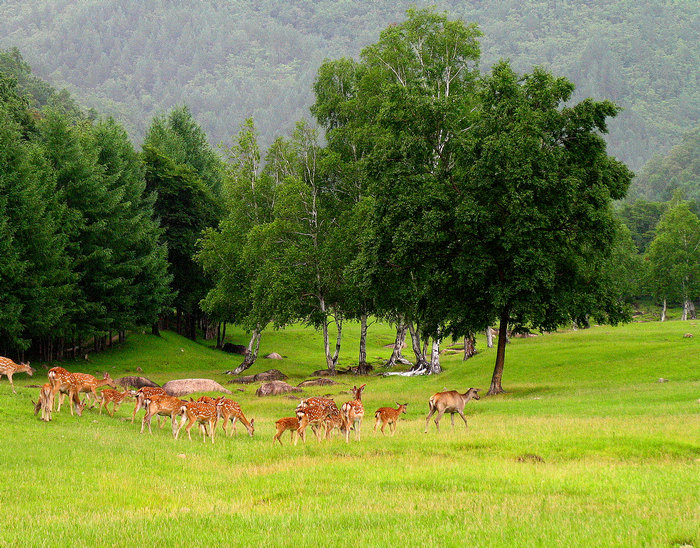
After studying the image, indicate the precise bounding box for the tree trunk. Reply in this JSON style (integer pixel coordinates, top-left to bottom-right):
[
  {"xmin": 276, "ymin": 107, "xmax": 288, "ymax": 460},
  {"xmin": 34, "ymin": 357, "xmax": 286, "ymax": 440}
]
[
  {"xmin": 661, "ymin": 299, "xmax": 667, "ymax": 322},
  {"xmin": 386, "ymin": 322, "xmax": 410, "ymax": 367},
  {"xmin": 485, "ymin": 326, "xmax": 494, "ymax": 348},
  {"xmin": 231, "ymin": 327, "xmax": 262, "ymax": 375},
  {"xmin": 463, "ymin": 334, "xmax": 476, "ymax": 360},
  {"xmin": 407, "ymin": 321, "xmax": 429, "ymax": 369},
  {"xmin": 358, "ymin": 313, "xmax": 368, "ymax": 366},
  {"xmin": 429, "ymin": 335, "xmax": 442, "ymax": 374},
  {"xmin": 319, "ymin": 296, "xmax": 335, "ymax": 374},
  {"xmin": 487, "ymin": 308, "xmax": 509, "ymax": 395},
  {"xmin": 682, "ymin": 299, "xmax": 691, "ymax": 321},
  {"xmin": 331, "ymin": 313, "xmax": 343, "ymax": 367},
  {"xmin": 216, "ymin": 322, "xmax": 221, "ymax": 349},
  {"xmin": 688, "ymin": 301, "xmax": 697, "ymax": 320},
  {"xmin": 152, "ymin": 321, "xmax": 160, "ymax": 336},
  {"xmin": 221, "ymin": 321, "xmax": 227, "ymax": 345}
]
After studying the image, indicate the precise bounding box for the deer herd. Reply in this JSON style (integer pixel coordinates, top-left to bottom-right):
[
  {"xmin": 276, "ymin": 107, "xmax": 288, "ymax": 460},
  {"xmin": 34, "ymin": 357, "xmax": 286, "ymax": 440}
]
[{"xmin": 1, "ymin": 355, "xmax": 482, "ymax": 445}]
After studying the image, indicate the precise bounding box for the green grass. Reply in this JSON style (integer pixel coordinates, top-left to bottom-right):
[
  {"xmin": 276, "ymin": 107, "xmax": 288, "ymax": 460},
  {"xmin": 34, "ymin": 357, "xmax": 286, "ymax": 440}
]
[{"xmin": 0, "ymin": 320, "xmax": 698, "ymax": 547}]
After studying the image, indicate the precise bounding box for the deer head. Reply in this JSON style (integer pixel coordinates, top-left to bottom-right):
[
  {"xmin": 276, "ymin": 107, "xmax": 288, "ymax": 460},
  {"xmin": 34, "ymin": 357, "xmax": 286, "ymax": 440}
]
[
  {"xmin": 395, "ymin": 402, "xmax": 409, "ymax": 414},
  {"xmin": 465, "ymin": 388, "xmax": 480, "ymax": 401},
  {"xmin": 351, "ymin": 384, "xmax": 366, "ymax": 400},
  {"xmin": 246, "ymin": 418, "xmax": 255, "ymax": 437},
  {"xmin": 21, "ymin": 362, "xmax": 34, "ymax": 376}
]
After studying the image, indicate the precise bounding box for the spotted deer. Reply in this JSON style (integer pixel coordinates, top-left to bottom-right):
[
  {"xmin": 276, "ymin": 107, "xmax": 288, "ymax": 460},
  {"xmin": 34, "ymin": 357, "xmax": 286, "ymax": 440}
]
[
  {"xmin": 195, "ymin": 395, "xmax": 217, "ymax": 405},
  {"xmin": 341, "ymin": 384, "xmax": 366, "ymax": 443},
  {"xmin": 323, "ymin": 404, "xmax": 348, "ymax": 440},
  {"xmin": 98, "ymin": 388, "xmax": 136, "ymax": 416},
  {"xmin": 295, "ymin": 397, "xmax": 339, "ymax": 443},
  {"xmin": 69, "ymin": 372, "xmax": 117, "ymax": 410},
  {"xmin": 33, "ymin": 383, "xmax": 55, "ymax": 422},
  {"xmin": 273, "ymin": 417, "xmax": 299, "ymax": 445},
  {"xmin": 0, "ymin": 357, "xmax": 34, "ymax": 393},
  {"xmin": 424, "ymin": 388, "xmax": 480, "ymax": 433},
  {"xmin": 374, "ymin": 403, "xmax": 408, "ymax": 435},
  {"xmin": 214, "ymin": 397, "xmax": 255, "ymax": 437},
  {"xmin": 132, "ymin": 386, "xmax": 167, "ymax": 424},
  {"xmin": 48, "ymin": 367, "xmax": 80, "ymax": 415},
  {"xmin": 140, "ymin": 394, "xmax": 186, "ymax": 437},
  {"xmin": 176, "ymin": 401, "xmax": 218, "ymax": 443}
]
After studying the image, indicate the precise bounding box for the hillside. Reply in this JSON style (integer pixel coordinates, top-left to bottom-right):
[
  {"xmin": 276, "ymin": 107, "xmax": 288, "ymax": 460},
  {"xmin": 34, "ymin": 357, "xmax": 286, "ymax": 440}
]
[{"xmin": 1, "ymin": 0, "xmax": 698, "ymax": 172}]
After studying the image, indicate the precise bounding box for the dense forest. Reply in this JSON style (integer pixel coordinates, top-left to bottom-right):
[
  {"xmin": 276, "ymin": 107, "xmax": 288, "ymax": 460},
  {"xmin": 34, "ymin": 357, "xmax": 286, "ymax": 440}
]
[
  {"xmin": 1, "ymin": 0, "xmax": 698, "ymax": 174},
  {"xmin": 1, "ymin": 8, "xmax": 698, "ymax": 393}
]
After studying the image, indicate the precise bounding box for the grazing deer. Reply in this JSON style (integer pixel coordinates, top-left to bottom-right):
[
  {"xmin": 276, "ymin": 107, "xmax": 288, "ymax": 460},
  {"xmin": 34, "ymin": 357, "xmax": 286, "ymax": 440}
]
[
  {"xmin": 214, "ymin": 397, "xmax": 255, "ymax": 437},
  {"xmin": 273, "ymin": 417, "xmax": 299, "ymax": 445},
  {"xmin": 323, "ymin": 404, "xmax": 348, "ymax": 440},
  {"xmin": 68, "ymin": 372, "xmax": 117, "ymax": 410},
  {"xmin": 48, "ymin": 366, "xmax": 80, "ymax": 415},
  {"xmin": 132, "ymin": 386, "xmax": 167, "ymax": 424},
  {"xmin": 296, "ymin": 397, "xmax": 340, "ymax": 442},
  {"xmin": 0, "ymin": 357, "xmax": 34, "ymax": 393},
  {"xmin": 196, "ymin": 395, "xmax": 217, "ymax": 405},
  {"xmin": 424, "ymin": 388, "xmax": 480, "ymax": 433},
  {"xmin": 141, "ymin": 394, "xmax": 186, "ymax": 437},
  {"xmin": 176, "ymin": 401, "xmax": 218, "ymax": 443},
  {"xmin": 33, "ymin": 383, "xmax": 55, "ymax": 422},
  {"xmin": 374, "ymin": 402, "xmax": 408, "ymax": 435},
  {"xmin": 341, "ymin": 384, "xmax": 366, "ymax": 443},
  {"xmin": 98, "ymin": 388, "xmax": 136, "ymax": 416}
]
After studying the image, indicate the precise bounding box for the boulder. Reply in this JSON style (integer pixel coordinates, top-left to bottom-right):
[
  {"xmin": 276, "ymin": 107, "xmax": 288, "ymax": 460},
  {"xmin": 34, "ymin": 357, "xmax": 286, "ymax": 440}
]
[
  {"xmin": 221, "ymin": 343, "xmax": 248, "ymax": 355},
  {"xmin": 116, "ymin": 376, "xmax": 160, "ymax": 389},
  {"xmin": 312, "ymin": 369, "xmax": 333, "ymax": 377},
  {"xmin": 263, "ymin": 352, "xmax": 285, "ymax": 359},
  {"xmin": 229, "ymin": 369, "xmax": 288, "ymax": 384},
  {"xmin": 297, "ymin": 378, "xmax": 339, "ymax": 387},
  {"xmin": 255, "ymin": 381, "xmax": 302, "ymax": 397},
  {"xmin": 162, "ymin": 378, "xmax": 232, "ymax": 397}
]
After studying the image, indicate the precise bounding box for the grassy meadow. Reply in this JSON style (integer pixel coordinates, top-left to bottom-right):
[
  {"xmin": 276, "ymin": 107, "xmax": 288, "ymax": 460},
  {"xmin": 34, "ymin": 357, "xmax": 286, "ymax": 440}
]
[{"xmin": 0, "ymin": 320, "xmax": 698, "ymax": 547}]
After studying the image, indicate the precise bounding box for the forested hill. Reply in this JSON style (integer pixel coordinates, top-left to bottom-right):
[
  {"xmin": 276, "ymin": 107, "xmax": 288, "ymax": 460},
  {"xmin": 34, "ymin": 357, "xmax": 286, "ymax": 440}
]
[{"xmin": 1, "ymin": 0, "xmax": 698, "ymax": 172}]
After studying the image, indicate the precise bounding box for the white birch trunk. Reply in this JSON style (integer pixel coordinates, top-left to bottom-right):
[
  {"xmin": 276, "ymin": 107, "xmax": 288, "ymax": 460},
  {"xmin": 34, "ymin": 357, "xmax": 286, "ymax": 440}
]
[
  {"xmin": 485, "ymin": 326, "xmax": 494, "ymax": 348},
  {"xmin": 661, "ymin": 298, "xmax": 667, "ymax": 322}
]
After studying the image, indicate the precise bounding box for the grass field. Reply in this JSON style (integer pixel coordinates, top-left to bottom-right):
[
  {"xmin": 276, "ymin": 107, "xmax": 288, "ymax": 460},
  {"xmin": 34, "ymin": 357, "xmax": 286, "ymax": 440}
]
[{"xmin": 0, "ymin": 320, "xmax": 698, "ymax": 547}]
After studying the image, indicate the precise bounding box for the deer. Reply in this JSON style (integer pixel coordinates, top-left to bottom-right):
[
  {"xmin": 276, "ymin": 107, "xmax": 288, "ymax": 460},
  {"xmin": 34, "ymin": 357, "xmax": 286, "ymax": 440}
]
[
  {"xmin": 341, "ymin": 384, "xmax": 366, "ymax": 443},
  {"xmin": 323, "ymin": 404, "xmax": 348, "ymax": 440},
  {"xmin": 33, "ymin": 383, "xmax": 55, "ymax": 422},
  {"xmin": 424, "ymin": 388, "xmax": 480, "ymax": 433},
  {"xmin": 214, "ymin": 397, "xmax": 255, "ymax": 437},
  {"xmin": 48, "ymin": 366, "xmax": 80, "ymax": 415},
  {"xmin": 140, "ymin": 394, "xmax": 187, "ymax": 437},
  {"xmin": 374, "ymin": 402, "xmax": 408, "ymax": 435},
  {"xmin": 132, "ymin": 386, "xmax": 167, "ymax": 424},
  {"xmin": 273, "ymin": 417, "xmax": 300, "ymax": 445},
  {"xmin": 98, "ymin": 388, "xmax": 136, "ymax": 416},
  {"xmin": 296, "ymin": 397, "xmax": 340, "ymax": 443},
  {"xmin": 0, "ymin": 357, "xmax": 34, "ymax": 393},
  {"xmin": 176, "ymin": 401, "xmax": 218, "ymax": 443},
  {"xmin": 68, "ymin": 372, "xmax": 117, "ymax": 411}
]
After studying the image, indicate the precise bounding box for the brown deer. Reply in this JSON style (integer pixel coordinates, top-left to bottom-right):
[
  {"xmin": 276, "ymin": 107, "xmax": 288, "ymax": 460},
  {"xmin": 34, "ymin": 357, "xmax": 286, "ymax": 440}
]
[
  {"xmin": 341, "ymin": 384, "xmax": 366, "ymax": 443},
  {"xmin": 33, "ymin": 383, "xmax": 55, "ymax": 422},
  {"xmin": 0, "ymin": 357, "xmax": 34, "ymax": 393},
  {"xmin": 374, "ymin": 402, "xmax": 408, "ymax": 435},
  {"xmin": 69, "ymin": 372, "xmax": 117, "ymax": 410},
  {"xmin": 132, "ymin": 386, "xmax": 167, "ymax": 424},
  {"xmin": 323, "ymin": 404, "xmax": 348, "ymax": 440},
  {"xmin": 424, "ymin": 388, "xmax": 480, "ymax": 433},
  {"xmin": 273, "ymin": 417, "xmax": 300, "ymax": 445},
  {"xmin": 48, "ymin": 366, "xmax": 80, "ymax": 415},
  {"xmin": 176, "ymin": 401, "xmax": 218, "ymax": 443},
  {"xmin": 296, "ymin": 397, "xmax": 339, "ymax": 442},
  {"xmin": 98, "ymin": 388, "xmax": 136, "ymax": 416},
  {"xmin": 214, "ymin": 397, "xmax": 255, "ymax": 437},
  {"xmin": 140, "ymin": 394, "xmax": 186, "ymax": 437},
  {"xmin": 196, "ymin": 395, "xmax": 217, "ymax": 405}
]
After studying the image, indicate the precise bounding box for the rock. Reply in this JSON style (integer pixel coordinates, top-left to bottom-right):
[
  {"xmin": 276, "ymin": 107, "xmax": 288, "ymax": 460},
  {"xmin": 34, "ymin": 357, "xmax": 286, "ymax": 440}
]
[
  {"xmin": 229, "ymin": 369, "xmax": 288, "ymax": 384},
  {"xmin": 297, "ymin": 378, "xmax": 339, "ymax": 387},
  {"xmin": 136, "ymin": 366, "xmax": 143, "ymax": 373},
  {"xmin": 517, "ymin": 453, "xmax": 545, "ymax": 463},
  {"xmin": 657, "ymin": 378, "xmax": 668, "ymax": 383},
  {"xmin": 255, "ymin": 381, "xmax": 302, "ymax": 397},
  {"xmin": 116, "ymin": 376, "xmax": 160, "ymax": 389},
  {"xmin": 683, "ymin": 333, "xmax": 693, "ymax": 338},
  {"xmin": 263, "ymin": 352, "xmax": 285, "ymax": 359},
  {"xmin": 162, "ymin": 378, "xmax": 233, "ymax": 397},
  {"xmin": 312, "ymin": 369, "xmax": 333, "ymax": 377},
  {"xmin": 221, "ymin": 343, "xmax": 248, "ymax": 355}
]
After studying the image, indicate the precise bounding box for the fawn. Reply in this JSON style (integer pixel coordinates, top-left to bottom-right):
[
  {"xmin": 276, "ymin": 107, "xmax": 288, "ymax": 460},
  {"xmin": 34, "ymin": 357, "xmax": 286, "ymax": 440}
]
[
  {"xmin": 273, "ymin": 417, "xmax": 300, "ymax": 445},
  {"xmin": 374, "ymin": 403, "xmax": 408, "ymax": 435}
]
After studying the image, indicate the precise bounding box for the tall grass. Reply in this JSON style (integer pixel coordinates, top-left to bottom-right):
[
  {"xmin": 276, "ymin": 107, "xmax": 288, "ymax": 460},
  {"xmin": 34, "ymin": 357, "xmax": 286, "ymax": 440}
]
[{"xmin": 0, "ymin": 320, "xmax": 697, "ymax": 547}]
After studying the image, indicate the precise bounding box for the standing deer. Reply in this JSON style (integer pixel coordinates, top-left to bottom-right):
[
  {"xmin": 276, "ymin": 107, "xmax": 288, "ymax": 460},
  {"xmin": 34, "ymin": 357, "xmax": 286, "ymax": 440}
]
[
  {"xmin": 424, "ymin": 388, "xmax": 480, "ymax": 433},
  {"xmin": 132, "ymin": 386, "xmax": 167, "ymax": 424},
  {"xmin": 374, "ymin": 402, "xmax": 408, "ymax": 435},
  {"xmin": 341, "ymin": 384, "xmax": 366, "ymax": 443},
  {"xmin": 0, "ymin": 357, "xmax": 34, "ymax": 393},
  {"xmin": 273, "ymin": 417, "xmax": 299, "ymax": 445},
  {"xmin": 69, "ymin": 372, "xmax": 117, "ymax": 410},
  {"xmin": 141, "ymin": 394, "xmax": 187, "ymax": 437},
  {"xmin": 98, "ymin": 388, "xmax": 136, "ymax": 416},
  {"xmin": 296, "ymin": 397, "xmax": 339, "ymax": 442},
  {"xmin": 33, "ymin": 383, "xmax": 55, "ymax": 422},
  {"xmin": 214, "ymin": 397, "xmax": 255, "ymax": 437},
  {"xmin": 176, "ymin": 401, "xmax": 218, "ymax": 443},
  {"xmin": 48, "ymin": 367, "xmax": 82, "ymax": 415}
]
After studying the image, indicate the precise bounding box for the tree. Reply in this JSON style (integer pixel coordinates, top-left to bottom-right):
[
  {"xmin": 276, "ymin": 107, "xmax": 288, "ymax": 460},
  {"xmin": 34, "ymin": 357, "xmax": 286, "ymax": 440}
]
[
  {"xmin": 646, "ymin": 199, "xmax": 700, "ymax": 320},
  {"xmin": 450, "ymin": 62, "xmax": 633, "ymax": 394}
]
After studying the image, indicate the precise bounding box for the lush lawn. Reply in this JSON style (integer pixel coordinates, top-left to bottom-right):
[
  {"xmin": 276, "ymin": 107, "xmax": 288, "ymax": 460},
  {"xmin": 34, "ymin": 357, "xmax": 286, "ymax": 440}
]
[{"xmin": 0, "ymin": 320, "xmax": 698, "ymax": 547}]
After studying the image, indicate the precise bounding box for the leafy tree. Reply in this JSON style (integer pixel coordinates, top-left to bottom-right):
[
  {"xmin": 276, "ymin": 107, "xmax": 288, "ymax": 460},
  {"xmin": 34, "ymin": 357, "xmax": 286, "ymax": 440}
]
[
  {"xmin": 646, "ymin": 199, "xmax": 700, "ymax": 320},
  {"xmin": 617, "ymin": 199, "xmax": 668, "ymax": 253}
]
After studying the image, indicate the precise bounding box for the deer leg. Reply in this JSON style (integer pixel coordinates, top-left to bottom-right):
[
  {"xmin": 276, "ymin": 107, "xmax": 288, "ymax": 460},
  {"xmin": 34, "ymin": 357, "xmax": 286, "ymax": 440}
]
[
  {"xmin": 424, "ymin": 405, "xmax": 437, "ymax": 433},
  {"xmin": 356, "ymin": 417, "xmax": 362, "ymax": 441},
  {"xmin": 451, "ymin": 413, "xmax": 455, "ymax": 429},
  {"xmin": 7, "ymin": 373, "xmax": 16, "ymax": 394},
  {"xmin": 231, "ymin": 416, "xmax": 238, "ymax": 434},
  {"xmin": 457, "ymin": 410, "xmax": 468, "ymax": 430},
  {"xmin": 132, "ymin": 399, "xmax": 141, "ymax": 423},
  {"xmin": 186, "ymin": 417, "xmax": 196, "ymax": 441},
  {"xmin": 111, "ymin": 403, "xmax": 119, "ymax": 417},
  {"xmin": 141, "ymin": 412, "xmax": 150, "ymax": 434},
  {"xmin": 434, "ymin": 409, "xmax": 445, "ymax": 432}
]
